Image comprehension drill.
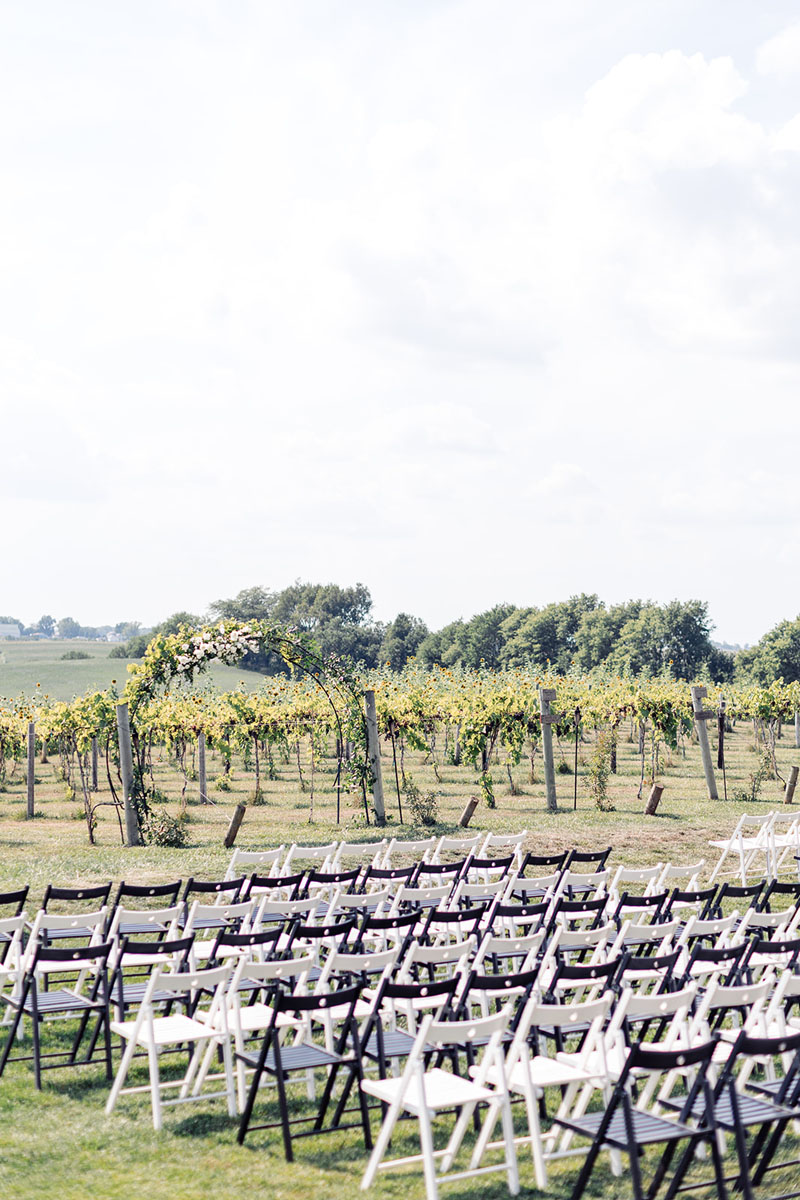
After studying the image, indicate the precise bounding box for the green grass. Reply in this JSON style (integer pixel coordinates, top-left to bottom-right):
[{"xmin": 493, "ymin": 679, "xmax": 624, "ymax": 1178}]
[
  {"xmin": 0, "ymin": 638, "xmax": 270, "ymax": 702},
  {"xmin": 2, "ymin": 716, "xmax": 800, "ymax": 1196}
]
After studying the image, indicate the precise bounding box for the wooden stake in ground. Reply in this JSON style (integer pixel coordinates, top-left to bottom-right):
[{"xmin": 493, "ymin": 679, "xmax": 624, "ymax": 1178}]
[
  {"xmin": 364, "ymin": 690, "xmax": 386, "ymax": 826},
  {"xmin": 26, "ymin": 722, "xmax": 35, "ymax": 819},
  {"xmin": 539, "ymin": 687, "xmax": 558, "ymax": 814},
  {"xmin": 645, "ymin": 783, "xmax": 665, "ymax": 815},
  {"xmin": 198, "ymin": 730, "xmax": 208, "ymax": 803},
  {"xmin": 785, "ymin": 765, "xmax": 799, "ymax": 805},
  {"xmin": 116, "ymin": 702, "xmax": 142, "ymax": 846},
  {"xmin": 224, "ymin": 802, "xmax": 246, "ymax": 848},
  {"xmin": 459, "ymin": 796, "xmax": 479, "ymax": 827},
  {"xmin": 691, "ymin": 686, "xmax": 718, "ymax": 801},
  {"xmin": 91, "ymin": 736, "xmax": 99, "ymax": 792}
]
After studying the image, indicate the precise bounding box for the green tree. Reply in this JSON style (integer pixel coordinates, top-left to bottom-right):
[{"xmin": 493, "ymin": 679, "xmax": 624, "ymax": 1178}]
[
  {"xmin": 500, "ymin": 594, "xmax": 600, "ymax": 672},
  {"xmin": 57, "ymin": 616, "xmax": 81, "ymax": 639},
  {"xmin": 36, "ymin": 614, "xmax": 56, "ymax": 637},
  {"xmin": 736, "ymin": 615, "xmax": 800, "ymax": 684},
  {"xmin": 380, "ymin": 613, "xmax": 429, "ymax": 669}
]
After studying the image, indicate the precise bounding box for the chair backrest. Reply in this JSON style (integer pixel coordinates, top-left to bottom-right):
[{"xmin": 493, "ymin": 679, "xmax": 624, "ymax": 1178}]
[
  {"xmin": 621, "ymin": 981, "xmax": 697, "ymax": 1042},
  {"xmin": 565, "ymin": 846, "xmax": 611, "ymax": 871},
  {"xmin": 557, "ymin": 870, "xmax": 609, "ymax": 901},
  {"xmin": 301, "ymin": 866, "xmax": 362, "ymax": 898},
  {"xmin": 282, "ymin": 841, "xmax": 338, "ymax": 873},
  {"xmin": 383, "ymin": 835, "xmax": 437, "ymax": 865},
  {"xmin": 431, "ymin": 833, "xmax": 482, "ymax": 862},
  {"xmin": 389, "ymin": 882, "xmax": 452, "ymax": 914},
  {"xmin": 657, "ymin": 860, "xmax": 705, "ymax": 891},
  {"xmin": 244, "ymin": 871, "xmax": 305, "ymax": 901},
  {"xmin": 0, "ymin": 913, "xmax": 28, "ymax": 972},
  {"xmin": 183, "ymin": 897, "xmax": 258, "ymax": 937},
  {"xmin": 28, "ymin": 906, "xmax": 108, "ymax": 947},
  {"xmin": 357, "ymin": 908, "xmax": 420, "ymax": 955},
  {"xmin": 331, "ymin": 839, "xmax": 387, "ymax": 869},
  {"xmin": 314, "ymin": 945, "xmax": 400, "ymax": 992},
  {"xmin": 611, "ymin": 917, "xmax": 682, "ymax": 958},
  {"xmin": 224, "ymin": 847, "xmax": 284, "ymax": 880},
  {"xmin": 41, "ymin": 881, "xmax": 112, "ymax": 912},
  {"xmin": 474, "ymin": 929, "xmax": 545, "ymax": 974},
  {"xmin": 182, "ymin": 876, "xmax": 244, "ymax": 903},
  {"xmin": 209, "ymin": 924, "xmax": 284, "ymax": 961},
  {"xmin": 609, "ymin": 863, "xmax": 663, "ymax": 898},
  {"xmin": 0, "ymin": 886, "xmax": 29, "ymax": 917},
  {"xmin": 421, "ymin": 904, "xmax": 488, "ymax": 944},
  {"xmin": 27, "ymin": 939, "xmax": 114, "ymax": 980},
  {"xmin": 557, "ymin": 923, "xmax": 616, "ymax": 962},
  {"xmin": 398, "ymin": 936, "xmax": 476, "ymax": 984},
  {"xmin": 107, "ymin": 904, "xmax": 183, "ymax": 945},
  {"xmin": 690, "ymin": 976, "xmax": 772, "ymax": 1041},
  {"xmin": 110, "ymin": 880, "xmax": 182, "ymax": 912},
  {"xmin": 519, "ymin": 850, "xmax": 568, "ymax": 874}
]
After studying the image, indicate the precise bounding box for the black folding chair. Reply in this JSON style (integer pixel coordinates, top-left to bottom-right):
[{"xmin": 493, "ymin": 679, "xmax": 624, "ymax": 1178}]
[
  {"xmin": 0, "ymin": 940, "xmax": 114, "ymax": 1088},
  {"xmin": 236, "ymin": 983, "xmax": 372, "ymax": 1161},
  {"xmin": 553, "ymin": 1039, "xmax": 727, "ymax": 1200}
]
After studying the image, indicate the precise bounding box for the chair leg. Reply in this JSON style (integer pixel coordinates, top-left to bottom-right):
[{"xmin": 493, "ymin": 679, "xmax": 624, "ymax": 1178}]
[
  {"xmin": 237, "ymin": 1032, "xmax": 272, "ymax": 1144},
  {"xmin": 361, "ymin": 1087, "xmax": 406, "ymax": 1191},
  {"xmin": 106, "ymin": 1035, "xmax": 137, "ymax": 1115},
  {"xmin": 0, "ymin": 1000, "xmax": 24, "ymax": 1078},
  {"xmin": 417, "ymin": 1101, "xmax": 440, "ymax": 1200},
  {"xmin": 148, "ymin": 1040, "xmax": 163, "ymax": 1131}
]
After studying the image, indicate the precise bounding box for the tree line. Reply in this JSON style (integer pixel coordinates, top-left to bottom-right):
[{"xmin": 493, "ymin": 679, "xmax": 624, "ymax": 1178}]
[{"xmin": 6, "ymin": 584, "xmax": 800, "ymax": 684}]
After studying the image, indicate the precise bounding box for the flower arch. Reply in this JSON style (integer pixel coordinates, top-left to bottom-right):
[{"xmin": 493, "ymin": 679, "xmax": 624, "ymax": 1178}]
[{"xmin": 123, "ymin": 618, "xmax": 371, "ymax": 827}]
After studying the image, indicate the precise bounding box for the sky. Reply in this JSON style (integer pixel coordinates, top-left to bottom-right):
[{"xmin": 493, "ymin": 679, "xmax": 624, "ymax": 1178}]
[{"xmin": 2, "ymin": 1, "xmax": 799, "ymax": 646}]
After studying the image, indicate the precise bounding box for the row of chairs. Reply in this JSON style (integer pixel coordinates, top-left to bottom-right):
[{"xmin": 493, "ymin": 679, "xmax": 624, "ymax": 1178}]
[{"xmin": 7, "ymin": 859, "xmax": 800, "ymax": 1195}]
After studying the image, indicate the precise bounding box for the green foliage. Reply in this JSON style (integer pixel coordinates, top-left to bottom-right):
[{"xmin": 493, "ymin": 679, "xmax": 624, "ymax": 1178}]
[
  {"xmin": 402, "ymin": 773, "xmax": 439, "ymax": 825},
  {"xmin": 143, "ymin": 807, "xmax": 187, "ymax": 847},
  {"xmin": 380, "ymin": 613, "xmax": 428, "ymax": 669},
  {"xmin": 737, "ymin": 614, "xmax": 800, "ymax": 685},
  {"xmin": 479, "ymin": 770, "xmax": 496, "ymax": 809},
  {"xmin": 585, "ymin": 730, "xmax": 615, "ymax": 811},
  {"xmin": 60, "ymin": 650, "xmax": 90, "ymax": 661},
  {"xmin": 731, "ymin": 752, "xmax": 772, "ymax": 804}
]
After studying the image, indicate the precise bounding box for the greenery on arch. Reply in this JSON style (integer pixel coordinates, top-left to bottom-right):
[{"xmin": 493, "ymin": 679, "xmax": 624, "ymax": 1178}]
[{"xmin": 122, "ymin": 618, "xmax": 371, "ymax": 832}]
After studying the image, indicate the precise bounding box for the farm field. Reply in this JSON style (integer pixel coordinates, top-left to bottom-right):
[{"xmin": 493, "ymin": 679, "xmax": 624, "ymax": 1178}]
[
  {"xmin": 2, "ymin": 676, "xmax": 800, "ymax": 1199},
  {"xmin": 0, "ymin": 637, "xmax": 267, "ymax": 702}
]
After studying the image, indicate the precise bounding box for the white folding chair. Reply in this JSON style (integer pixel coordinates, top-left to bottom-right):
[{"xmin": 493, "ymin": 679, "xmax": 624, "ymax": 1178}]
[
  {"xmin": 361, "ymin": 1008, "xmax": 519, "ymax": 1200},
  {"xmin": 708, "ymin": 812, "xmax": 775, "ymax": 886},
  {"xmin": 105, "ymin": 962, "xmax": 235, "ymax": 1130}
]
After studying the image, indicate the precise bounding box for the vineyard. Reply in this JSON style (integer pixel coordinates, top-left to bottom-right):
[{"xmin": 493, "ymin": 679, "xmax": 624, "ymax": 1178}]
[{"xmin": 1, "ymin": 621, "xmax": 799, "ymax": 888}]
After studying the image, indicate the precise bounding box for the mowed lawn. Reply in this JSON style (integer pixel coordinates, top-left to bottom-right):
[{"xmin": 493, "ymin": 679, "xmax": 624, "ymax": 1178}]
[{"xmin": 2, "ymin": 708, "xmax": 800, "ymax": 1197}]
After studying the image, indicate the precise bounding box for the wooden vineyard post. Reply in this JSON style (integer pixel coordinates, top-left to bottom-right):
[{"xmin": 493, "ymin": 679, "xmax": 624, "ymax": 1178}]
[
  {"xmin": 691, "ymin": 686, "xmax": 718, "ymax": 801},
  {"xmin": 91, "ymin": 736, "xmax": 99, "ymax": 792},
  {"xmin": 364, "ymin": 690, "xmax": 386, "ymax": 826},
  {"xmin": 539, "ymin": 688, "xmax": 558, "ymax": 814},
  {"xmin": 26, "ymin": 722, "xmax": 35, "ymax": 819},
  {"xmin": 785, "ymin": 766, "xmax": 799, "ymax": 806},
  {"xmin": 116, "ymin": 702, "xmax": 143, "ymax": 846},
  {"xmin": 198, "ymin": 730, "xmax": 208, "ymax": 804},
  {"xmin": 645, "ymin": 783, "xmax": 665, "ymax": 815},
  {"xmin": 224, "ymin": 803, "xmax": 246, "ymax": 848},
  {"xmin": 796, "ymin": 711, "xmax": 799, "ymax": 750},
  {"xmin": 459, "ymin": 796, "xmax": 479, "ymax": 827}
]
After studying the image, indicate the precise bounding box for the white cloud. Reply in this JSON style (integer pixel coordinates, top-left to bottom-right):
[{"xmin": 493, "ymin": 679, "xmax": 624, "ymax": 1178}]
[{"xmin": 757, "ymin": 22, "xmax": 800, "ymax": 78}]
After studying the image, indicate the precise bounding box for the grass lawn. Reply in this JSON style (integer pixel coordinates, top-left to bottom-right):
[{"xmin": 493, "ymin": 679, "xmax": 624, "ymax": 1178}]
[{"xmin": 1, "ymin": 705, "xmax": 800, "ymax": 1197}]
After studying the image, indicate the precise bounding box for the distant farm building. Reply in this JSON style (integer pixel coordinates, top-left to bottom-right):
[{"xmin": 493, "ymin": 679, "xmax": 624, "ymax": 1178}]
[{"xmin": 0, "ymin": 623, "xmax": 21, "ymax": 639}]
